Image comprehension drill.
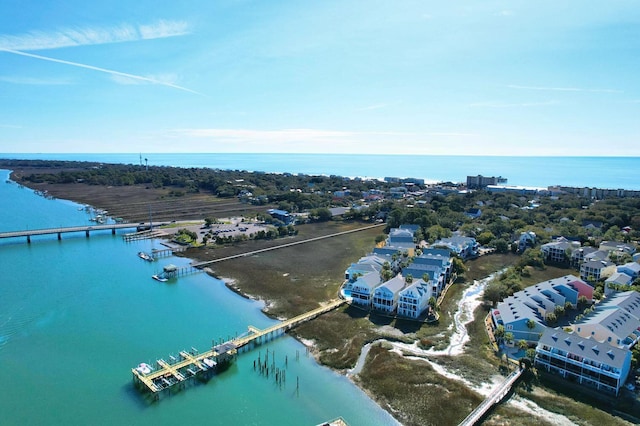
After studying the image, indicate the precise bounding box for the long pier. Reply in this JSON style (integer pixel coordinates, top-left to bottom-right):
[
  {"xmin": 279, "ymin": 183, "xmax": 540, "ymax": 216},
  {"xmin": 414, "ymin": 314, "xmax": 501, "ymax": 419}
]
[
  {"xmin": 458, "ymin": 368, "xmax": 524, "ymax": 426},
  {"xmin": 0, "ymin": 222, "xmax": 160, "ymax": 243},
  {"xmin": 132, "ymin": 298, "xmax": 346, "ymax": 396}
]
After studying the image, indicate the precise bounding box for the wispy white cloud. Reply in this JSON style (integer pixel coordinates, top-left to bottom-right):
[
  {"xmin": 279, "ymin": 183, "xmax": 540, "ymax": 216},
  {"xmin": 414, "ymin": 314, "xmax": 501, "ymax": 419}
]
[
  {"xmin": 0, "ymin": 20, "xmax": 190, "ymax": 51},
  {"xmin": 0, "ymin": 123, "xmax": 22, "ymax": 129},
  {"xmin": 508, "ymin": 84, "xmax": 621, "ymax": 93},
  {"xmin": 497, "ymin": 10, "xmax": 514, "ymax": 17},
  {"xmin": 166, "ymin": 128, "xmax": 476, "ymax": 144},
  {"xmin": 0, "ymin": 75, "xmax": 72, "ymax": 85},
  {"xmin": 469, "ymin": 100, "xmax": 557, "ymax": 108},
  {"xmin": 171, "ymin": 128, "xmax": 360, "ymax": 142},
  {"xmin": 159, "ymin": 128, "xmax": 478, "ymax": 155},
  {"xmin": 110, "ymin": 72, "xmax": 179, "ymax": 86},
  {"xmin": 0, "ymin": 48, "xmax": 204, "ymax": 95}
]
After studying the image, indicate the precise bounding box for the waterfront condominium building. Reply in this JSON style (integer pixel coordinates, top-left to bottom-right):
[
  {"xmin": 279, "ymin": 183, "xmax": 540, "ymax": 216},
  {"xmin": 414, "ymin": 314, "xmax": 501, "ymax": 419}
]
[{"xmin": 535, "ymin": 328, "xmax": 632, "ymax": 395}]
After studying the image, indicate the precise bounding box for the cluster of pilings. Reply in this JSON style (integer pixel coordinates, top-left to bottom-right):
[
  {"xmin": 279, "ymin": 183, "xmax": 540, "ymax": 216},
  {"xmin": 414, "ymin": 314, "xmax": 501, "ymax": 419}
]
[{"xmin": 252, "ymin": 348, "xmax": 311, "ymax": 396}]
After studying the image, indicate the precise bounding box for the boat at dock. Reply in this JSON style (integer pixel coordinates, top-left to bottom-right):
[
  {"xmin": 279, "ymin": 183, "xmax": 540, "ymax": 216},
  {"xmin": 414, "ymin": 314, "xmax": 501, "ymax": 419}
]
[
  {"xmin": 135, "ymin": 363, "xmax": 153, "ymax": 375},
  {"xmin": 138, "ymin": 251, "xmax": 154, "ymax": 262},
  {"xmin": 152, "ymin": 274, "xmax": 168, "ymax": 282}
]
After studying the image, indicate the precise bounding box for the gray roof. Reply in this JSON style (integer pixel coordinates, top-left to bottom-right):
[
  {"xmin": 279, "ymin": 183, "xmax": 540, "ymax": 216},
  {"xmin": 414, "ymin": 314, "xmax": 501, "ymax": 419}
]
[
  {"xmin": 606, "ymin": 272, "xmax": 633, "ymax": 286},
  {"xmin": 538, "ymin": 328, "xmax": 630, "ymax": 370},
  {"xmin": 619, "ymin": 262, "xmax": 640, "ymax": 275},
  {"xmin": 584, "ymin": 250, "xmax": 609, "ymax": 262},
  {"xmin": 373, "ymin": 247, "xmax": 402, "ymax": 257},
  {"xmin": 353, "ymin": 271, "xmax": 381, "ymax": 291},
  {"xmin": 576, "ymin": 305, "xmax": 639, "ymax": 344},
  {"xmin": 496, "ymin": 298, "xmax": 543, "ymax": 325},
  {"xmin": 582, "ymin": 258, "xmax": 615, "ymax": 270},
  {"xmin": 377, "ymin": 275, "xmax": 406, "ymax": 294},
  {"xmin": 602, "ymin": 291, "xmax": 640, "ymax": 317},
  {"xmin": 413, "ymin": 254, "xmax": 451, "ymax": 268},
  {"xmin": 599, "ymin": 241, "xmax": 636, "ymax": 254},
  {"xmin": 572, "ymin": 246, "xmax": 597, "ymax": 259},
  {"xmin": 542, "ymin": 240, "xmax": 572, "ymax": 251},
  {"xmin": 400, "ymin": 278, "xmax": 432, "ymax": 298},
  {"xmin": 399, "ymin": 224, "xmax": 421, "ymax": 233},
  {"xmin": 422, "ymin": 248, "xmax": 451, "ymax": 257}
]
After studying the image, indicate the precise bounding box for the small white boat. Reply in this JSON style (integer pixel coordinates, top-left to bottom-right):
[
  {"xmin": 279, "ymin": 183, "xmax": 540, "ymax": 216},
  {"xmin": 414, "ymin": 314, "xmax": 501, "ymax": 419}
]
[
  {"xmin": 202, "ymin": 358, "xmax": 216, "ymax": 369},
  {"xmin": 138, "ymin": 251, "xmax": 154, "ymax": 262},
  {"xmin": 136, "ymin": 363, "xmax": 153, "ymax": 375},
  {"xmin": 152, "ymin": 274, "xmax": 168, "ymax": 282}
]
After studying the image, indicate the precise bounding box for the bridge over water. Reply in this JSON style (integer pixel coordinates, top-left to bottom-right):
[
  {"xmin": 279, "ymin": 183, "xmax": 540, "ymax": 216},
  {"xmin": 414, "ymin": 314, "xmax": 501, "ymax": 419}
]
[{"xmin": 0, "ymin": 222, "xmax": 160, "ymax": 243}]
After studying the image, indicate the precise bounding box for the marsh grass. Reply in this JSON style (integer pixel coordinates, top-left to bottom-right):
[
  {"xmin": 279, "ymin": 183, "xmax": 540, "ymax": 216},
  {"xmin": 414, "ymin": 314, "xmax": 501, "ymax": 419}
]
[{"xmin": 355, "ymin": 345, "xmax": 483, "ymax": 426}]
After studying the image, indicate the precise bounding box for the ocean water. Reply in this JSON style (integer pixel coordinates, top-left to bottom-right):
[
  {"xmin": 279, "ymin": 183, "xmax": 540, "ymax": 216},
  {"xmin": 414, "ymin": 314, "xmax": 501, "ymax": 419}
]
[
  {"xmin": 0, "ymin": 169, "xmax": 397, "ymax": 426},
  {"xmin": 2, "ymin": 153, "xmax": 640, "ymax": 190}
]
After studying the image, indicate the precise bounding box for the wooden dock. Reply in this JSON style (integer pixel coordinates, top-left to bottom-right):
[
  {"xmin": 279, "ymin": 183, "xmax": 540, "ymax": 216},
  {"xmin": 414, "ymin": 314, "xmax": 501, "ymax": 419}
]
[
  {"xmin": 150, "ymin": 246, "xmax": 187, "ymax": 258},
  {"xmin": 234, "ymin": 299, "xmax": 346, "ymax": 348},
  {"xmin": 132, "ymin": 299, "xmax": 346, "ymax": 396},
  {"xmin": 132, "ymin": 343, "xmax": 237, "ymax": 395},
  {"xmin": 458, "ymin": 368, "xmax": 524, "ymax": 426},
  {"xmin": 122, "ymin": 229, "xmax": 166, "ymax": 242}
]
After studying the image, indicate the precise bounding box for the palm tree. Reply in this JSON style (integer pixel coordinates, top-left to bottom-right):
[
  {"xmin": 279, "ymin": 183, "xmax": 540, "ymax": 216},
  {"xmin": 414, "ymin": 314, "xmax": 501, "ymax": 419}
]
[
  {"xmin": 428, "ymin": 296, "xmax": 437, "ymax": 312},
  {"xmin": 517, "ymin": 339, "xmax": 528, "ymax": 350},
  {"xmin": 554, "ymin": 305, "xmax": 565, "ymax": 317},
  {"xmin": 405, "ymin": 274, "xmax": 413, "ymax": 284},
  {"xmin": 494, "ymin": 325, "xmax": 506, "ymax": 345},
  {"xmin": 422, "ymin": 273, "xmax": 431, "ymax": 282},
  {"xmin": 504, "ymin": 332, "xmax": 514, "ymax": 345},
  {"xmin": 564, "ymin": 301, "xmax": 573, "ymax": 314},
  {"xmin": 526, "ymin": 319, "xmax": 536, "ymax": 330},
  {"xmin": 526, "ymin": 348, "xmax": 536, "ymax": 361}
]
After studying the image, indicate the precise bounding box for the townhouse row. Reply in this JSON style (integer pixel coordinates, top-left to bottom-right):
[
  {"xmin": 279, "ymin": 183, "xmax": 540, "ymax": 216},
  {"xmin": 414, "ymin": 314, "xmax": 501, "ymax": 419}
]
[
  {"xmin": 541, "ymin": 237, "xmax": 638, "ymax": 283},
  {"xmin": 490, "ymin": 272, "xmax": 640, "ymax": 395},
  {"xmin": 343, "ymin": 225, "xmax": 475, "ymax": 319}
]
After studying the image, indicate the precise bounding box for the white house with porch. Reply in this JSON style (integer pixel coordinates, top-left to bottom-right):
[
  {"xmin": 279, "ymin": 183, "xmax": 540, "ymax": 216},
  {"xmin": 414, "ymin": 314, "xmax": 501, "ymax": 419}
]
[
  {"xmin": 372, "ymin": 275, "xmax": 406, "ymax": 313},
  {"xmin": 397, "ymin": 278, "xmax": 432, "ymax": 319},
  {"xmin": 350, "ymin": 272, "xmax": 381, "ymax": 307}
]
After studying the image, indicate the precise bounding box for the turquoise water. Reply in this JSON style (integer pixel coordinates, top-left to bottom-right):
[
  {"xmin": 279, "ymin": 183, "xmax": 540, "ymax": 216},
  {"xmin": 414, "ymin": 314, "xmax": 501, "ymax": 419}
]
[
  {"xmin": 2, "ymin": 153, "xmax": 640, "ymax": 190},
  {"xmin": 0, "ymin": 169, "xmax": 397, "ymax": 426}
]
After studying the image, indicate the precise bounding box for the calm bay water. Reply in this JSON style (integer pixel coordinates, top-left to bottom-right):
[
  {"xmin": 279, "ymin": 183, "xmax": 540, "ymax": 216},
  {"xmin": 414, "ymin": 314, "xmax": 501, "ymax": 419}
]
[
  {"xmin": 2, "ymin": 153, "xmax": 640, "ymax": 190},
  {"xmin": 0, "ymin": 169, "xmax": 397, "ymax": 426}
]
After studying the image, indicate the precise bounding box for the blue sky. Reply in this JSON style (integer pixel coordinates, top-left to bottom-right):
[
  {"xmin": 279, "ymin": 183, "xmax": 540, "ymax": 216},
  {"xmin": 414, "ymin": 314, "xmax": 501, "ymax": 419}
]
[{"xmin": 1, "ymin": 1, "xmax": 639, "ymax": 156}]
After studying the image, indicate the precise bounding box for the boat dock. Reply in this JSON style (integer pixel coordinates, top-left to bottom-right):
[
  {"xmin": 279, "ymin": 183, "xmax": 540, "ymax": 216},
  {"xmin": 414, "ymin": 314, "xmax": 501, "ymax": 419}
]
[
  {"xmin": 150, "ymin": 245, "xmax": 187, "ymax": 258},
  {"xmin": 152, "ymin": 263, "xmax": 203, "ymax": 281},
  {"xmin": 122, "ymin": 229, "xmax": 166, "ymax": 242},
  {"xmin": 132, "ymin": 298, "xmax": 346, "ymax": 397},
  {"xmin": 132, "ymin": 343, "xmax": 237, "ymax": 394}
]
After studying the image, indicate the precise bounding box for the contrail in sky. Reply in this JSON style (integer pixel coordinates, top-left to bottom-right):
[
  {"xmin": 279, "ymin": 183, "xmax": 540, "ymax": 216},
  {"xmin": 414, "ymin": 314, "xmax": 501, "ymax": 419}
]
[{"xmin": 0, "ymin": 47, "xmax": 204, "ymax": 96}]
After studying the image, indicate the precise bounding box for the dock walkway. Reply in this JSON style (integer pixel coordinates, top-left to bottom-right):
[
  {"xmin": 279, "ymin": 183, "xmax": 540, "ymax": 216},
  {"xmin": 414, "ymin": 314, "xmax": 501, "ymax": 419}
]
[{"xmin": 458, "ymin": 368, "xmax": 524, "ymax": 426}]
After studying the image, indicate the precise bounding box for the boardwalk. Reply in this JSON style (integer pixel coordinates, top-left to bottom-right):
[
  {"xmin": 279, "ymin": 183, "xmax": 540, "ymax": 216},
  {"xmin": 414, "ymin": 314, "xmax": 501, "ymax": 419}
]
[
  {"xmin": 459, "ymin": 368, "xmax": 524, "ymax": 426},
  {"xmin": 132, "ymin": 299, "xmax": 346, "ymax": 395},
  {"xmin": 192, "ymin": 223, "xmax": 385, "ymax": 268},
  {"xmin": 233, "ymin": 299, "xmax": 346, "ymax": 347},
  {"xmin": 0, "ymin": 222, "xmax": 159, "ymax": 243}
]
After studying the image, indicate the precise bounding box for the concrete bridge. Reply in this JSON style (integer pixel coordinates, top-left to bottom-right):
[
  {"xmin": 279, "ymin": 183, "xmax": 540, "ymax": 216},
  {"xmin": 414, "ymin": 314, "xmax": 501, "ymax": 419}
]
[{"xmin": 0, "ymin": 222, "xmax": 158, "ymax": 243}]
